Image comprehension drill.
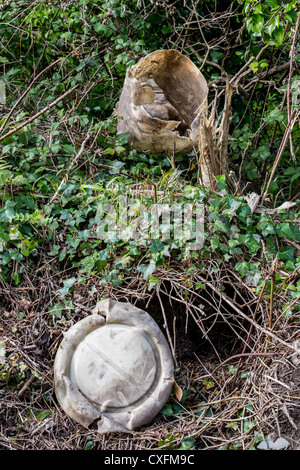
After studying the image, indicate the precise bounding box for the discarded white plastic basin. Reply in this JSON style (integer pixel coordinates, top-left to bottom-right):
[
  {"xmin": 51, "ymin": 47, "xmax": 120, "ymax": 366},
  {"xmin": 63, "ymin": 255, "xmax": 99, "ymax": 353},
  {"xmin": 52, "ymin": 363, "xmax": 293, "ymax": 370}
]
[{"xmin": 54, "ymin": 298, "xmax": 174, "ymax": 433}]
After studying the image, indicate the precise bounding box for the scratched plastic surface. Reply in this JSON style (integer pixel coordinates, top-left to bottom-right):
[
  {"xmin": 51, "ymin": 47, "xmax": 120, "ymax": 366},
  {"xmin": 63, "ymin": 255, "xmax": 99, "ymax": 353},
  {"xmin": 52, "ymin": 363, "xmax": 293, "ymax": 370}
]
[{"xmin": 69, "ymin": 325, "xmax": 157, "ymax": 407}]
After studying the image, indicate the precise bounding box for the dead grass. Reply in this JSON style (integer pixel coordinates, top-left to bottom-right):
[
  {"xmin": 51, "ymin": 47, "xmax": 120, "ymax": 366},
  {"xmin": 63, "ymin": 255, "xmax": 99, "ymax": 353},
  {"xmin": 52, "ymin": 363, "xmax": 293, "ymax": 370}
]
[{"xmin": 1, "ymin": 260, "xmax": 299, "ymax": 451}]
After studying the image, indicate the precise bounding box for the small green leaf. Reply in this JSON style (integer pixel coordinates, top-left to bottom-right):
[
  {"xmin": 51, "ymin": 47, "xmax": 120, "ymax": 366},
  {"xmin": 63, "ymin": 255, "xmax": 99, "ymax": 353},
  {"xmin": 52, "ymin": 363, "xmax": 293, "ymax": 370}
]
[
  {"xmin": 137, "ymin": 260, "xmax": 157, "ymax": 280},
  {"xmin": 215, "ymin": 174, "xmax": 227, "ymax": 190},
  {"xmin": 58, "ymin": 277, "xmax": 77, "ymax": 296},
  {"xmin": 0, "ymin": 201, "xmax": 15, "ymax": 223},
  {"xmin": 0, "ymin": 170, "xmax": 12, "ymax": 186},
  {"xmin": 195, "ymin": 282, "xmax": 205, "ymax": 290},
  {"xmin": 182, "ymin": 185, "xmax": 198, "ymax": 199},
  {"xmin": 179, "ymin": 438, "xmax": 196, "ymax": 450},
  {"xmin": 13, "ymin": 272, "xmax": 21, "ymax": 285},
  {"xmin": 195, "ymin": 401, "xmax": 213, "ymax": 418},
  {"xmin": 36, "ymin": 411, "xmax": 52, "ymax": 421},
  {"xmin": 272, "ymin": 26, "xmax": 285, "ymax": 46},
  {"xmin": 63, "ymin": 144, "xmax": 76, "ymax": 154},
  {"xmin": 94, "ymin": 23, "xmax": 107, "ymax": 33},
  {"xmin": 103, "ymin": 148, "xmax": 115, "ymax": 155},
  {"xmin": 158, "ymin": 434, "xmax": 175, "ymax": 449},
  {"xmin": 49, "ymin": 302, "xmax": 64, "ymax": 318},
  {"xmin": 250, "ymin": 61, "xmax": 259, "ymax": 73},
  {"xmin": 203, "ymin": 380, "xmax": 215, "ymax": 390},
  {"xmin": 85, "ymin": 439, "xmax": 94, "ymax": 450},
  {"xmin": 252, "ymin": 21, "xmax": 264, "ymax": 35},
  {"xmin": 259, "ymin": 60, "xmax": 269, "ymax": 69},
  {"xmin": 214, "ymin": 219, "xmax": 228, "ymax": 233},
  {"xmin": 149, "ymin": 239, "xmax": 164, "ymax": 253},
  {"xmin": 10, "ymin": 249, "xmax": 23, "ymax": 262},
  {"xmin": 147, "ymin": 275, "xmax": 159, "ymax": 290},
  {"xmin": 61, "ymin": 32, "xmax": 72, "ymax": 39},
  {"xmin": 160, "ymin": 404, "xmax": 173, "ymax": 416}
]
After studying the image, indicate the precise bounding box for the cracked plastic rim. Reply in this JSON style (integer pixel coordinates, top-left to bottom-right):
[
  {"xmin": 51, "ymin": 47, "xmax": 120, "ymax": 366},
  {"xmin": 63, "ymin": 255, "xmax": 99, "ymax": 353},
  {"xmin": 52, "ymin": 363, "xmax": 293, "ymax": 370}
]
[{"xmin": 54, "ymin": 299, "xmax": 175, "ymax": 433}]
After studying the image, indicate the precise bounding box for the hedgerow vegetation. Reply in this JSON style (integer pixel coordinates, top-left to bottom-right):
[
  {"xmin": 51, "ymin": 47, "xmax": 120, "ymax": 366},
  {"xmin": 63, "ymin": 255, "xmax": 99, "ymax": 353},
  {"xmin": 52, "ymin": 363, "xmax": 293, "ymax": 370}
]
[{"xmin": 0, "ymin": 0, "xmax": 300, "ymax": 451}]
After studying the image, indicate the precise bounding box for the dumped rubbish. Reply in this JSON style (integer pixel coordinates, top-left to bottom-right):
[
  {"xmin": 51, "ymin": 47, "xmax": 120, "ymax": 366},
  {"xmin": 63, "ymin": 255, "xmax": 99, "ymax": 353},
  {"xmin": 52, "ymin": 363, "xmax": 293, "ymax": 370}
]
[
  {"xmin": 257, "ymin": 436, "xmax": 290, "ymax": 450},
  {"xmin": 116, "ymin": 49, "xmax": 208, "ymax": 155},
  {"xmin": 54, "ymin": 298, "xmax": 174, "ymax": 433}
]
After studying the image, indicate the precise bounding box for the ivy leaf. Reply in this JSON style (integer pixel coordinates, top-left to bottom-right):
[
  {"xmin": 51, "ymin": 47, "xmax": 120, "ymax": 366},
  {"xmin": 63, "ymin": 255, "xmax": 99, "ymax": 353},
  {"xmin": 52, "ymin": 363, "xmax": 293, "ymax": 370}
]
[
  {"xmin": 49, "ymin": 302, "xmax": 64, "ymax": 319},
  {"xmin": 263, "ymin": 108, "xmax": 285, "ymax": 123},
  {"xmin": 277, "ymin": 223, "xmax": 300, "ymax": 241},
  {"xmin": 51, "ymin": 142, "xmax": 60, "ymax": 154},
  {"xmin": 214, "ymin": 218, "xmax": 228, "ymax": 233},
  {"xmin": 250, "ymin": 61, "xmax": 259, "ymax": 73},
  {"xmin": 215, "ymin": 174, "xmax": 227, "ymax": 190},
  {"xmin": 179, "ymin": 438, "xmax": 196, "ymax": 450},
  {"xmin": 94, "ymin": 23, "xmax": 109, "ymax": 33},
  {"xmin": 0, "ymin": 170, "xmax": 12, "ymax": 186},
  {"xmin": 63, "ymin": 144, "xmax": 76, "ymax": 154},
  {"xmin": 149, "ymin": 239, "xmax": 164, "ymax": 253},
  {"xmin": 9, "ymin": 248, "xmax": 23, "ymax": 261},
  {"xmin": 108, "ymin": 161, "xmax": 126, "ymax": 174},
  {"xmin": 252, "ymin": 20, "xmax": 264, "ymax": 35},
  {"xmin": 103, "ymin": 148, "xmax": 115, "ymax": 155},
  {"xmin": 85, "ymin": 439, "xmax": 94, "ymax": 450},
  {"xmin": 0, "ymin": 201, "xmax": 15, "ymax": 223},
  {"xmin": 137, "ymin": 260, "xmax": 157, "ymax": 280},
  {"xmin": 61, "ymin": 32, "xmax": 72, "ymax": 39},
  {"xmin": 147, "ymin": 275, "xmax": 159, "ymax": 290},
  {"xmin": 272, "ymin": 26, "xmax": 285, "ymax": 46},
  {"xmin": 58, "ymin": 277, "xmax": 77, "ymax": 296},
  {"xmin": 160, "ymin": 404, "xmax": 173, "ymax": 416},
  {"xmin": 235, "ymin": 261, "xmax": 250, "ymax": 276},
  {"xmin": 182, "ymin": 184, "xmax": 198, "ymax": 199}
]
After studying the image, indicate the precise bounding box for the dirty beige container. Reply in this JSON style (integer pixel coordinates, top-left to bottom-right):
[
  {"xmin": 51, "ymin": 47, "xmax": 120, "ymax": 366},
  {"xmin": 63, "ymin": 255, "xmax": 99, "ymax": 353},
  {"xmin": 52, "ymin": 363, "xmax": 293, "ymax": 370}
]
[
  {"xmin": 54, "ymin": 299, "xmax": 174, "ymax": 433},
  {"xmin": 116, "ymin": 49, "xmax": 208, "ymax": 154}
]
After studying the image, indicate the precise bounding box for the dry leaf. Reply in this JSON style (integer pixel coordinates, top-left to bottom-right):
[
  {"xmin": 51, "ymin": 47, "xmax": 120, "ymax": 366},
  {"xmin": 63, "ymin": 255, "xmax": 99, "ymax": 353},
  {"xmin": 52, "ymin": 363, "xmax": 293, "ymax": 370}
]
[
  {"xmin": 18, "ymin": 299, "xmax": 32, "ymax": 310},
  {"xmin": 173, "ymin": 381, "xmax": 183, "ymax": 401}
]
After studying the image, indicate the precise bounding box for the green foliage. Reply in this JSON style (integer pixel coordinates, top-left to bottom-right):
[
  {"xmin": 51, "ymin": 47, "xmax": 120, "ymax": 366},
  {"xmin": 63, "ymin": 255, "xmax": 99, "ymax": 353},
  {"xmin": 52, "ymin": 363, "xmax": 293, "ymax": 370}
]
[
  {"xmin": 0, "ymin": 133, "xmax": 299, "ymax": 319},
  {"xmin": 0, "ymin": 0, "xmax": 299, "ymax": 451},
  {"xmin": 242, "ymin": 0, "xmax": 298, "ymax": 46},
  {"xmin": 0, "ymin": 0, "xmax": 298, "ymax": 323}
]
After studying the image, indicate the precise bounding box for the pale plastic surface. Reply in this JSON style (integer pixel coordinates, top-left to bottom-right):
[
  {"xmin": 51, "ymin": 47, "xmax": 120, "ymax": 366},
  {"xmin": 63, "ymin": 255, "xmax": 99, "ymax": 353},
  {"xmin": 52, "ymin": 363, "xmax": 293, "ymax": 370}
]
[{"xmin": 54, "ymin": 299, "xmax": 174, "ymax": 433}]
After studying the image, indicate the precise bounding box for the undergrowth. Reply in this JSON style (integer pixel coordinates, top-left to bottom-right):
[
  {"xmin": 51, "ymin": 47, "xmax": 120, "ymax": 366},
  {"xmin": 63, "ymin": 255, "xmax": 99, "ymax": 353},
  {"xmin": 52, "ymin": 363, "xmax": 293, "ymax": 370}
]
[{"xmin": 0, "ymin": 0, "xmax": 300, "ymax": 451}]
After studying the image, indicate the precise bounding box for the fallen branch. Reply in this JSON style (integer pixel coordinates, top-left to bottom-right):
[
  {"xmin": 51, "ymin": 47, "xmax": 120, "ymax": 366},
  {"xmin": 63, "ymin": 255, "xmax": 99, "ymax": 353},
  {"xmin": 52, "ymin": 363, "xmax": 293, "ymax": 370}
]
[
  {"xmin": 261, "ymin": 108, "xmax": 299, "ymax": 204},
  {"xmin": 287, "ymin": 12, "xmax": 300, "ymax": 160},
  {"xmin": 216, "ymin": 80, "xmax": 233, "ymax": 175},
  {"xmin": 156, "ymin": 285, "xmax": 176, "ymax": 364},
  {"xmin": 212, "ymin": 351, "xmax": 283, "ymax": 374},
  {"xmin": 0, "ymin": 84, "xmax": 79, "ymax": 143},
  {"xmin": 48, "ymin": 122, "xmax": 93, "ymax": 205},
  {"xmin": 0, "ymin": 57, "xmax": 64, "ymax": 136},
  {"xmin": 197, "ymin": 275, "xmax": 297, "ymax": 352}
]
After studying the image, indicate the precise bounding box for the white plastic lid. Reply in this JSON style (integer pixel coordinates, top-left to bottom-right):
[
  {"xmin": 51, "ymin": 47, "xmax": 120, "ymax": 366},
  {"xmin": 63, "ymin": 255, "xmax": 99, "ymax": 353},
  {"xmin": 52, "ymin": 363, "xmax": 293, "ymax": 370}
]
[{"xmin": 54, "ymin": 299, "xmax": 174, "ymax": 433}]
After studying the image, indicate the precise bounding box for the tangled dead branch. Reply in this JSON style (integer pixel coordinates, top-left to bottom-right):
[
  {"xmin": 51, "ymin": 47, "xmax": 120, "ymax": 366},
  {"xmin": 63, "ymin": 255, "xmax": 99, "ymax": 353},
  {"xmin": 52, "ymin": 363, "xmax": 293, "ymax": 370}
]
[{"xmin": 1, "ymin": 253, "xmax": 299, "ymax": 450}]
